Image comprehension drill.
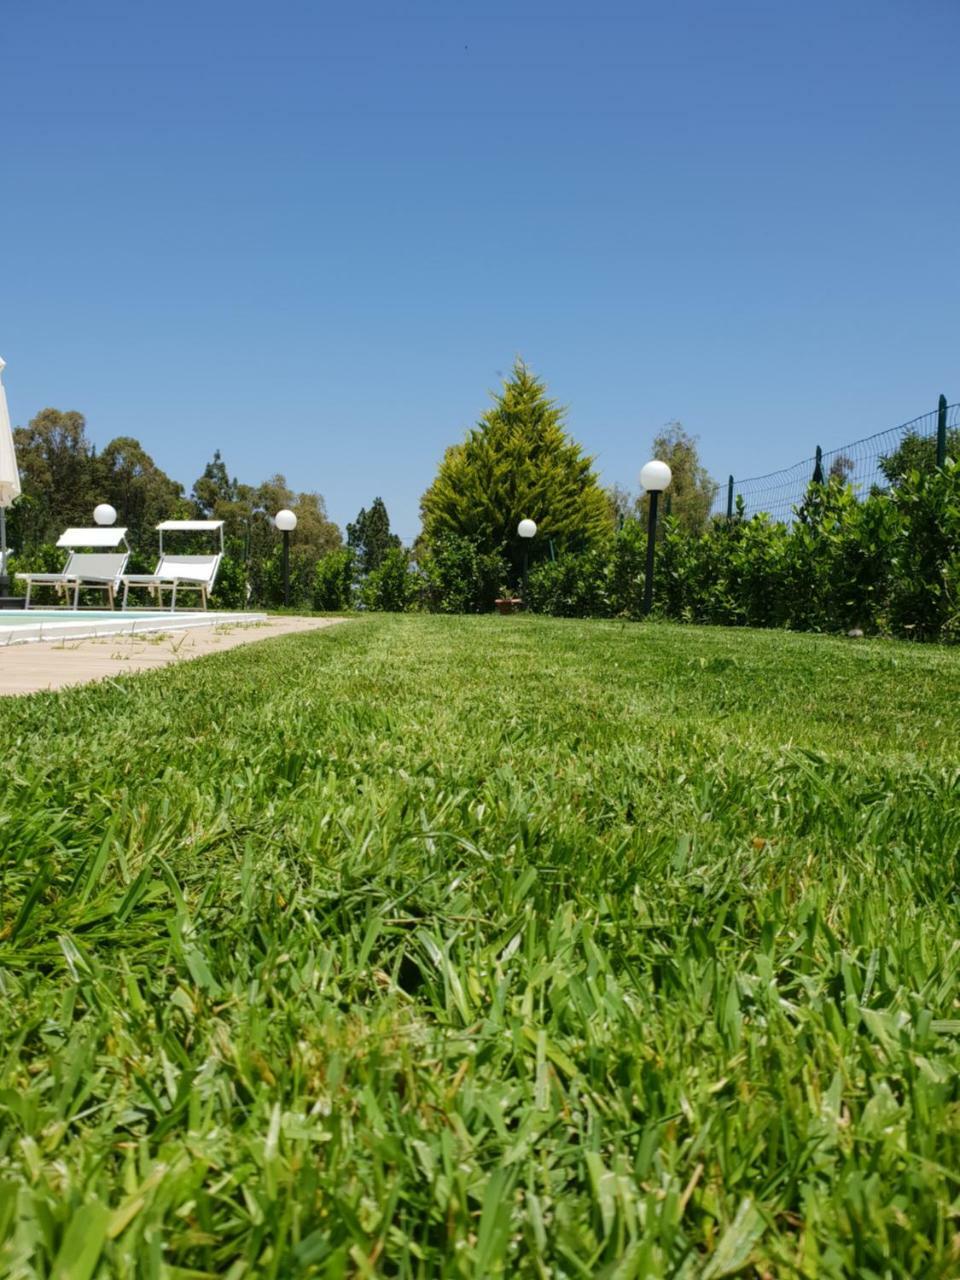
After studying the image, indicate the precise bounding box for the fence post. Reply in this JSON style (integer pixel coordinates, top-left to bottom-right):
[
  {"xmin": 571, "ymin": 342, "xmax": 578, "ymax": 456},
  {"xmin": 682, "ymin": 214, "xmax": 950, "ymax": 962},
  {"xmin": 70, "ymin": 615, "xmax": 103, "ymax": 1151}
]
[
  {"xmin": 726, "ymin": 475, "xmax": 734, "ymax": 519},
  {"xmin": 937, "ymin": 394, "xmax": 948, "ymax": 468},
  {"xmin": 812, "ymin": 446, "xmax": 824, "ymax": 485}
]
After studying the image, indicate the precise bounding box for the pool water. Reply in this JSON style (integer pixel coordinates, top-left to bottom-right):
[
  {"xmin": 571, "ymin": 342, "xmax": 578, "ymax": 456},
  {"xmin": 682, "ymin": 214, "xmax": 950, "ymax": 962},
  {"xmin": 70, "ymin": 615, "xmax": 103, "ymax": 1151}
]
[
  {"xmin": 0, "ymin": 610, "xmax": 176, "ymax": 624},
  {"xmin": 0, "ymin": 609, "xmax": 267, "ymax": 645}
]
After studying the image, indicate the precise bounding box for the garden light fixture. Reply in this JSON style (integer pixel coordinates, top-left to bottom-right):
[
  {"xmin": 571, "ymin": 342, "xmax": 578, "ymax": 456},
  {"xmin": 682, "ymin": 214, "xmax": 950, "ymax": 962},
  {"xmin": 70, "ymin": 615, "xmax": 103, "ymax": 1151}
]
[
  {"xmin": 274, "ymin": 509, "xmax": 298, "ymax": 607},
  {"xmin": 517, "ymin": 518, "xmax": 537, "ymax": 604},
  {"xmin": 640, "ymin": 460, "xmax": 672, "ymax": 616}
]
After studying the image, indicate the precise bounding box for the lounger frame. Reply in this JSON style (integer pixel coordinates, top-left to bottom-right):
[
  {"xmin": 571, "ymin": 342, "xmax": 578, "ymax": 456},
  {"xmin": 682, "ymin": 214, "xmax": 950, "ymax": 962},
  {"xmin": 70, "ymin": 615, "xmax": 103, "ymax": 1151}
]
[
  {"xmin": 17, "ymin": 530, "xmax": 130, "ymax": 610},
  {"xmin": 121, "ymin": 521, "xmax": 225, "ymax": 612}
]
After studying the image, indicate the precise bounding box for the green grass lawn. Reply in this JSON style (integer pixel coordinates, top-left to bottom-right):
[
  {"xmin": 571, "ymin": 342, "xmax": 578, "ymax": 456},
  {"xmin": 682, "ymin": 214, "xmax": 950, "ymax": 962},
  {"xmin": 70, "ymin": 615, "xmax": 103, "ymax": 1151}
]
[{"xmin": 1, "ymin": 616, "xmax": 959, "ymax": 1278}]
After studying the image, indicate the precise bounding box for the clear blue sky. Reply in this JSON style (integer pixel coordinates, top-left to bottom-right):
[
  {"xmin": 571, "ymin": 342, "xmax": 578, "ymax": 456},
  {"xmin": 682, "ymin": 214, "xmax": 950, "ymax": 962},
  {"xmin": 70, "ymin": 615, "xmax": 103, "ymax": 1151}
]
[{"xmin": 3, "ymin": 0, "xmax": 958, "ymax": 541}]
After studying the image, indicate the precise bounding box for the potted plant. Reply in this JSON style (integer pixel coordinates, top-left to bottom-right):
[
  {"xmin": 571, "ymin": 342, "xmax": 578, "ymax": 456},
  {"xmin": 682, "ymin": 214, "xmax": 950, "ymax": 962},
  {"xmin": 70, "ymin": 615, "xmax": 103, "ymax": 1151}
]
[{"xmin": 494, "ymin": 586, "xmax": 521, "ymax": 615}]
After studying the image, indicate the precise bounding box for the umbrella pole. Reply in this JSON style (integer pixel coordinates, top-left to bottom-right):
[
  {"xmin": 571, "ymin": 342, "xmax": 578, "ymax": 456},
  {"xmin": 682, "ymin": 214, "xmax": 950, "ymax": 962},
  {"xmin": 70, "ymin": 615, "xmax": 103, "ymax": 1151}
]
[{"xmin": 0, "ymin": 505, "xmax": 7, "ymax": 595}]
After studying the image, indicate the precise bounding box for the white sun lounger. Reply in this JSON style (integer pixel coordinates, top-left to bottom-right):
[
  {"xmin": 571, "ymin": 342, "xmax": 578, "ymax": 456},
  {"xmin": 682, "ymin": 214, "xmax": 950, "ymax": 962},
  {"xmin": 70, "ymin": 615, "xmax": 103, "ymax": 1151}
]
[
  {"xmin": 17, "ymin": 527, "xmax": 130, "ymax": 609},
  {"xmin": 121, "ymin": 521, "xmax": 224, "ymax": 611}
]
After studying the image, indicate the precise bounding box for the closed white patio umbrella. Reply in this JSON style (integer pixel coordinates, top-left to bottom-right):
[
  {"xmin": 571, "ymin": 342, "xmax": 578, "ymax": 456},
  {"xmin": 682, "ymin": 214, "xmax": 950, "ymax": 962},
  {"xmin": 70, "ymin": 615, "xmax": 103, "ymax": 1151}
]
[{"xmin": 0, "ymin": 356, "xmax": 21, "ymax": 593}]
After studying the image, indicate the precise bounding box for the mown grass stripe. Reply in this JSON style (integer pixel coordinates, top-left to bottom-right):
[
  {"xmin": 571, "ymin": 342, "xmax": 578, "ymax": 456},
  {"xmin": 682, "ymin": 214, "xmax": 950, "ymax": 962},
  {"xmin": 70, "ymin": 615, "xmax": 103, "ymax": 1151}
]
[{"xmin": 0, "ymin": 615, "xmax": 957, "ymax": 1276}]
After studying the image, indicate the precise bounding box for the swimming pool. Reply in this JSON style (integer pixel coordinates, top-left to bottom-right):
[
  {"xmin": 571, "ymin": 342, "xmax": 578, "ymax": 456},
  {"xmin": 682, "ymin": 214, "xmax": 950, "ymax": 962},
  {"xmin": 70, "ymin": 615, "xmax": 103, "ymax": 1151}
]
[{"xmin": 0, "ymin": 610, "xmax": 267, "ymax": 646}]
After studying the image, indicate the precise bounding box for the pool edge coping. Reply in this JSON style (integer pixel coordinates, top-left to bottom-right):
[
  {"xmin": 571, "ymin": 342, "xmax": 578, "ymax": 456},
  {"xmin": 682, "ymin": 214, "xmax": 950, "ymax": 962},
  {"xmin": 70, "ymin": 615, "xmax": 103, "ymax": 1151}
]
[{"xmin": 0, "ymin": 611, "xmax": 269, "ymax": 647}]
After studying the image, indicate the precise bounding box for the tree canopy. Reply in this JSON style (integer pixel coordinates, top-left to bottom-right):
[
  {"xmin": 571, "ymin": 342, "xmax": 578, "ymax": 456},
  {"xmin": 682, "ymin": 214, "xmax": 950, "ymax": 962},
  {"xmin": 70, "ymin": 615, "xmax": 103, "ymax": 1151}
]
[
  {"xmin": 828, "ymin": 453, "xmax": 855, "ymax": 483},
  {"xmin": 96, "ymin": 436, "xmax": 186, "ymax": 549},
  {"xmin": 11, "ymin": 410, "xmax": 187, "ymax": 553},
  {"xmin": 640, "ymin": 422, "xmax": 716, "ymax": 535},
  {"xmin": 192, "ymin": 449, "xmax": 236, "ymax": 516},
  {"xmin": 420, "ymin": 361, "xmax": 612, "ymax": 581},
  {"xmin": 347, "ymin": 497, "xmax": 401, "ymax": 573},
  {"xmin": 12, "ymin": 409, "xmax": 96, "ymax": 547},
  {"xmin": 879, "ymin": 430, "xmax": 960, "ymax": 486},
  {"xmin": 7, "ymin": 416, "xmax": 341, "ymax": 609}
]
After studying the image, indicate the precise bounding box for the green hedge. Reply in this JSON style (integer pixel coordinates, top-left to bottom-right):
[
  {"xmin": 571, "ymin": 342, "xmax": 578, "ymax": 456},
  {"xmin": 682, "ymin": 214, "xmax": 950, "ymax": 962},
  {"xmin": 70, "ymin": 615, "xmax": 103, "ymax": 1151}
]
[
  {"xmin": 527, "ymin": 462, "xmax": 960, "ymax": 641},
  {"xmin": 13, "ymin": 461, "xmax": 958, "ymax": 636},
  {"xmin": 418, "ymin": 533, "xmax": 506, "ymax": 614},
  {"xmin": 359, "ymin": 546, "xmax": 417, "ymax": 612}
]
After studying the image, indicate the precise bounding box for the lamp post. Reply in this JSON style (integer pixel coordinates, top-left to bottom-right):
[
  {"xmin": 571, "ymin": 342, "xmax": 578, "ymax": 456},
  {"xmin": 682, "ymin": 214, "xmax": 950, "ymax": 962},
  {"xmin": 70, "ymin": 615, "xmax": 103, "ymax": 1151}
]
[
  {"xmin": 517, "ymin": 518, "xmax": 537, "ymax": 604},
  {"xmin": 274, "ymin": 509, "xmax": 297, "ymax": 607},
  {"xmin": 93, "ymin": 503, "xmax": 117, "ymax": 527},
  {"xmin": 639, "ymin": 460, "xmax": 672, "ymax": 616}
]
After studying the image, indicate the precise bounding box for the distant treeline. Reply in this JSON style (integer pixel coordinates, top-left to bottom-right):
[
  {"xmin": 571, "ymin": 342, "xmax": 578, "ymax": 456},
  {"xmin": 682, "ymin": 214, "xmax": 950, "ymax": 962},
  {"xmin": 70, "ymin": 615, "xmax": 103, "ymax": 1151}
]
[{"xmin": 10, "ymin": 362, "xmax": 958, "ymax": 634}]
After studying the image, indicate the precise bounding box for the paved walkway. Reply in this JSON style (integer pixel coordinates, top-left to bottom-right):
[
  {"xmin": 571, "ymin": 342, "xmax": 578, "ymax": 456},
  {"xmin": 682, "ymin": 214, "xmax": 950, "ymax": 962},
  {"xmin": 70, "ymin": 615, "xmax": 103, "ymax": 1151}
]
[{"xmin": 0, "ymin": 616, "xmax": 344, "ymax": 696}]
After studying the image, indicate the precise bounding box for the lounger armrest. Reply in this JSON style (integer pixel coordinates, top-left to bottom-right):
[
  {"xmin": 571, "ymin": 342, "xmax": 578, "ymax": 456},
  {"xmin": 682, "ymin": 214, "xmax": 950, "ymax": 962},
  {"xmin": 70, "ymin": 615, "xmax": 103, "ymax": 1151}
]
[{"xmin": 15, "ymin": 572, "xmax": 71, "ymax": 583}]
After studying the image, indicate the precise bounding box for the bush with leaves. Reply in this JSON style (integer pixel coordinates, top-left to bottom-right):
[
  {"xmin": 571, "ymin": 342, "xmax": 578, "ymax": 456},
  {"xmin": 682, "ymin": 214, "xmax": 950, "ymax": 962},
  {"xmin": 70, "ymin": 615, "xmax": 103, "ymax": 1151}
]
[
  {"xmin": 781, "ymin": 479, "xmax": 857, "ymax": 631},
  {"xmin": 6, "ymin": 545, "xmax": 68, "ymax": 599},
  {"xmin": 730, "ymin": 513, "xmax": 793, "ymax": 627},
  {"xmin": 815, "ymin": 488, "xmax": 899, "ymax": 633},
  {"xmin": 525, "ymin": 549, "xmax": 612, "ymax": 618},
  {"xmin": 880, "ymin": 429, "xmax": 960, "ymax": 486},
  {"xmin": 360, "ymin": 546, "xmax": 417, "ymax": 612},
  {"xmin": 210, "ymin": 554, "xmax": 249, "ymax": 610},
  {"xmin": 526, "ymin": 471, "xmax": 960, "ymax": 641},
  {"xmin": 886, "ymin": 460, "xmax": 960, "ymax": 639},
  {"xmin": 258, "ymin": 545, "xmax": 319, "ymax": 610},
  {"xmin": 655, "ymin": 485, "xmax": 896, "ymax": 634},
  {"xmin": 314, "ymin": 548, "xmax": 356, "ymax": 612},
  {"xmin": 607, "ymin": 520, "xmax": 650, "ymax": 618},
  {"xmin": 684, "ymin": 505, "xmax": 795, "ymax": 629},
  {"xmin": 420, "ymin": 534, "xmax": 506, "ymax": 614}
]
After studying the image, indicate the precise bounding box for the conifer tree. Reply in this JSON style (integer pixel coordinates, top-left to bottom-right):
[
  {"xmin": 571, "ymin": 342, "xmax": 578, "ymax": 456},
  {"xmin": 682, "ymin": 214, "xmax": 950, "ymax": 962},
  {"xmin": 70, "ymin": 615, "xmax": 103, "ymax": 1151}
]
[
  {"xmin": 347, "ymin": 496, "xmax": 401, "ymax": 573},
  {"xmin": 420, "ymin": 360, "xmax": 612, "ymax": 582}
]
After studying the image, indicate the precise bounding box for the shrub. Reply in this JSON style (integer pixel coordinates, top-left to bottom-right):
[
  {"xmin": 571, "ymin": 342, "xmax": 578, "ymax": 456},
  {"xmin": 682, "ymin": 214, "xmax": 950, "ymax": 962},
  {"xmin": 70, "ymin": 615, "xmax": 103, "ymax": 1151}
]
[
  {"xmin": 210, "ymin": 554, "xmax": 249, "ymax": 609},
  {"xmin": 782, "ymin": 479, "xmax": 859, "ymax": 631},
  {"xmin": 658, "ymin": 486, "xmax": 897, "ymax": 635},
  {"xmin": 703, "ymin": 508, "xmax": 793, "ymax": 628},
  {"xmin": 526, "ymin": 549, "xmax": 612, "ymax": 618},
  {"xmin": 886, "ymin": 460, "xmax": 960, "ymax": 639},
  {"xmin": 257, "ymin": 546, "xmax": 318, "ymax": 610},
  {"xmin": 608, "ymin": 521, "xmax": 649, "ymax": 618},
  {"xmin": 361, "ymin": 546, "xmax": 417, "ymax": 612},
  {"xmin": 817, "ymin": 488, "xmax": 899, "ymax": 633},
  {"xmin": 420, "ymin": 534, "xmax": 506, "ymax": 614},
  {"xmin": 314, "ymin": 548, "xmax": 355, "ymax": 612},
  {"xmin": 525, "ymin": 473, "xmax": 958, "ymax": 640},
  {"xmin": 6, "ymin": 545, "xmax": 66, "ymax": 598}
]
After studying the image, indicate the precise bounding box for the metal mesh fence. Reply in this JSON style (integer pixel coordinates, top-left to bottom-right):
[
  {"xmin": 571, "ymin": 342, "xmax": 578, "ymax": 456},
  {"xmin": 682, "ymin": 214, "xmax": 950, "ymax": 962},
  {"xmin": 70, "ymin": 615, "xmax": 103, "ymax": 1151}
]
[{"xmin": 708, "ymin": 400, "xmax": 960, "ymax": 523}]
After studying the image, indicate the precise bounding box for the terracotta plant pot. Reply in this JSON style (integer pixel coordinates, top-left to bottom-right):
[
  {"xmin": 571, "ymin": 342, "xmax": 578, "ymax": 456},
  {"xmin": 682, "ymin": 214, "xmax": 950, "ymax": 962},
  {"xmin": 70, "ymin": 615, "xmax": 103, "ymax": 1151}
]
[{"xmin": 495, "ymin": 598, "xmax": 521, "ymax": 615}]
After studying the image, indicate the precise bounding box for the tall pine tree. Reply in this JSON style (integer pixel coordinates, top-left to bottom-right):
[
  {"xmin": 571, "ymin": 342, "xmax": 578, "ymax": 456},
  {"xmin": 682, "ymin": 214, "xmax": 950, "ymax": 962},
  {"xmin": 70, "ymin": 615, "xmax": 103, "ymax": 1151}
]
[
  {"xmin": 420, "ymin": 360, "xmax": 612, "ymax": 581},
  {"xmin": 346, "ymin": 496, "xmax": 401, "ymax": 573}
]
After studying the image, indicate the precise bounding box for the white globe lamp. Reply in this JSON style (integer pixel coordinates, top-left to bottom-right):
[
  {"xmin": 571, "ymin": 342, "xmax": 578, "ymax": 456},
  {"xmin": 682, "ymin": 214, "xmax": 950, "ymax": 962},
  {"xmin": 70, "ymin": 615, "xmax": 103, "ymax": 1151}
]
[
  {"xmin": 639, "ymin": 460, "xmax": 672, "ymax": 493},
  {"xmin": 93, "ymin": 503, "xmax": 117, "ymax": 527},
  {"xmin": 274, "ymin": 509, "xmax": 297, "ymax": 532}
]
